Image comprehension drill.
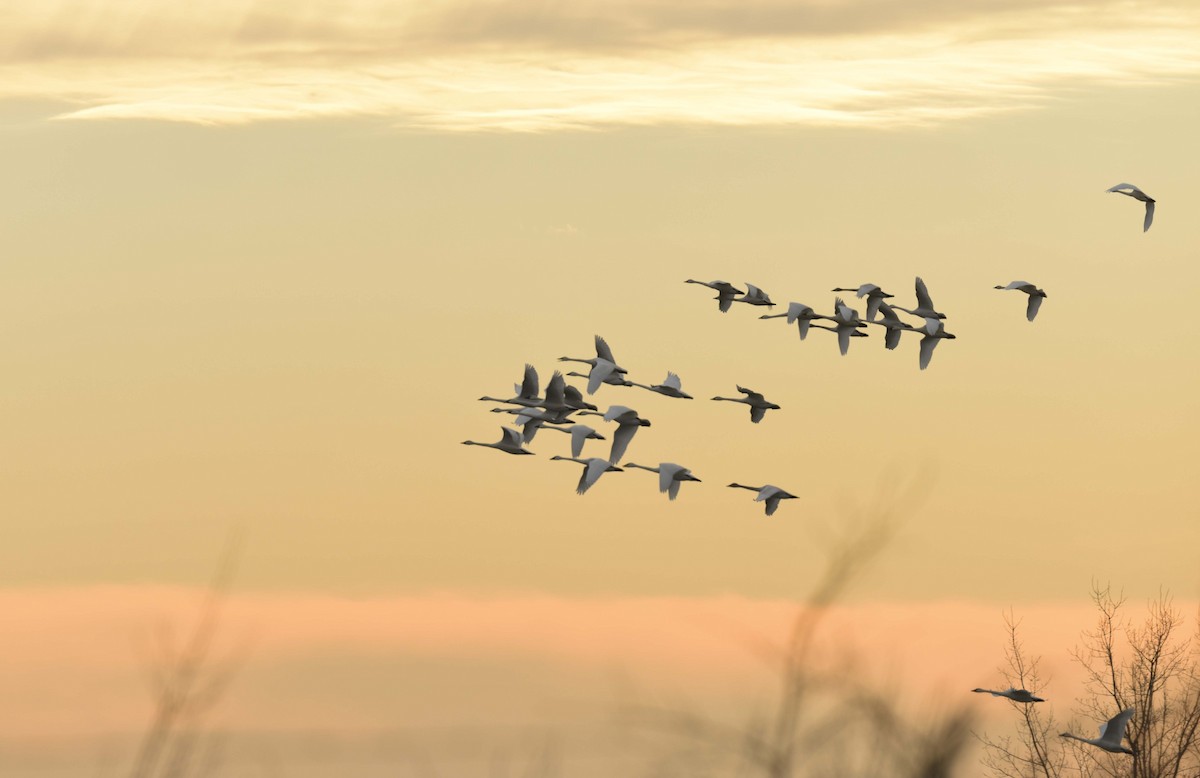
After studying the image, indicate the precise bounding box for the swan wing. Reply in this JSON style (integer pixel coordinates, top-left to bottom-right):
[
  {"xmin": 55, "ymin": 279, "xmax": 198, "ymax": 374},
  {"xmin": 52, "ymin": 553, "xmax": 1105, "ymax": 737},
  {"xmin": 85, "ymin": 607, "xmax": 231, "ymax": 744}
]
[
  {"xmin": 865, "ymin": 295, "xmax": 884, "ymax": 321},
  {"xmin": 915, "ymin": 276, "xmax": 935, "ymax": 310},
  {"xmin": 609, "ymin": 423, "xmax": 638, "ymax": 464},
  {"xmin": 764, "ymin": 495, "xmax": 781, "ymax": 516},
  {"xmin": 570, "ymin": 424, "xmax": 591, "ymax": 457},
  {"xmin": 663, "ymin": 372, "xmax": 682, "ymax": 390},
  {"xmin": 1099, "ymin": 707, "xmax": 1135, "ymax": 744},
  {"xmin": 1106, "ymin": 183, "xmax": 1139, "ymax": 194},
  {"xmin": 668, "ymin": 478, "xmax": 682, "ymax": 501},
  {"xmin": 744, "ymin": 283, "xmax": 763, "ymax": 298},
  {"xmin": 658, "ymin": 464, "xmax": 682, "ymax": 493},
  {"xmin": 1026, "ymin": 294, "xmax": 1043, "ymax": 321},
  {"xmin": 919, "ymin": 335, "xmax": 939, "ymax": 370},
  {"xmin": 837, "ymin": 326, "xmax": 851, "ymax": 356},
  {"xmin": 751, "ymin": 405, "xmax": 766, "ymax": 423},
  {"xmin": 578, "ymin": 458, "xmax": 608, "ymax": 494},
  {"xmin": 501, "ymin": 427, "xmax": 526, "ymax": 448},
  {"xmin": 603, "ymin": 404, "xmax": 634, "ymax": 422},
  {"xmin": 594, "ymin": 335, "xmax": 617, "ymax": 364},
  {"xmin": 797, "ymin": 319, "xmax": 811, "ymax": 340},
  {"xmin": 718, "ymin": 293, "xmax": 735, "ymax": 312},
  {"xmin": 885, "ymin": 327, "xmax": 901, "ymax": 350},
  {"xmin": 587, "ymin": 358, "xmax": 617, "ymax": 395},
  {"xmin": 520, "ymin": 363, "xmax": 539, "ymax": 399},
  {"xmin": 1144, "ymin": 200, "xmax": 1155, "ymax": 232},
  {"xmin": 544, "ymin": 371, "xmax": 566, "ymax": 406},
  {"xmin": 736, "ymin": 386, "xmax": 763, "ymax": 402}
]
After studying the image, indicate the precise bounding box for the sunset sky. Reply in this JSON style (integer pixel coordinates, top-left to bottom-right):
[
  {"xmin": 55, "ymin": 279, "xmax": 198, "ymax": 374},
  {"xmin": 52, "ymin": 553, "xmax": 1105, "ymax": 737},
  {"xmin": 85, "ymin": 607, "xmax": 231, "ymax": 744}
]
[{"xmin": 4, "ymin": 1, "xmax": 1200, "ymax": 774}]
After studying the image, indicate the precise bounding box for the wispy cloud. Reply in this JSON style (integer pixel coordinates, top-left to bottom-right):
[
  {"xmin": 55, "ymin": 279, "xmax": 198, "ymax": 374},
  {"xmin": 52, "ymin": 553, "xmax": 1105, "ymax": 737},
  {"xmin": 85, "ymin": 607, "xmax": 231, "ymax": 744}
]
[{"xmin": 1, "ymin": 1, "xmax": 1198, "ymax": 128}]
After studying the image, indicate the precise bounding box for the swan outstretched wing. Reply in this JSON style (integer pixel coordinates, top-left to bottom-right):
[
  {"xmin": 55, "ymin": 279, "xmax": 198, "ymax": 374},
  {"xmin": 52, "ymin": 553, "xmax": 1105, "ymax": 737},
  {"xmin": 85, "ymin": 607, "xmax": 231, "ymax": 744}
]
[
  {"xmin": 1098, "ymin": 707, "xmax": 1135, "ymax": 745},
  {"xmin": 544, "ymin": 371, "xmax": 566, "ymax": 406},
  {"xmin": 750, "ymin": 405, "xmax": 766, "ymax": 423},
  {"xmin": 919, "ymin": 336, "xmax": 939, "ymax": 370},
  {"xmin": 520, "ymin": 363, "xmax": 539, "ymax": 399},
  {"xmin": 579, "ymin": 458, "xmax": 609, "ymax": 494},
  {"xmin": 588, "ymin": 358, "xmax": 617, "ymax": 395},
  {"xmin": 885, "ymin": 327, "xmax": 901, "ymax": 350},
  {"xmin": 668, "ymin": 478, "xmax": 682, "ymax": 501},
  {"xmin": 603, "ymin": 405, "xmax": 635, "ymax": 423},
  {"xmin": 837, "ymin": 326, "xmax": 851, "ymax": 356},
  {"xmin": 658, "ymin": 463, "xmax": 683, "ymax": 494},
  {"xmin": 718, "ymin": 293, "xmax": 735, "ymax": 312},
  {"xmin": 501, "ymin": 427, "xmax": 526, "ymax": 448},
  {"xmin": 915, "ymin": 277, "xmax": 935, "ymax": 310},
  {"xmin": 594, "ymin": 335, "xmax": 617, "ymax": 364},
  {"xmin": 797, "ymin": 319, "xmax": 811, "ymax": 340},
  {"xmin": 663, "ymin": 372, "xmax": 682, "ymax": 390},
  {"xmin": 1144, "ymin": 200, "xmax": 1155, "ymax": 232},
  {"xmin": 569, "ymin": 425, "xmax": 591, "ymax": 457},
  {"xmin": 609, "ymin": 423, "xmax": 638, "ymax": 464},
  {"xmin": 736, "ymin": 386, "xmax": 764, "ymax": 402},
  {"xmin": 1026, "ymin": 294, "xmax": 1043, "ymax": 321},
  {"xmin": 764, "ymin": 494, "xmax": 781, "ymax": 516},
  {"xmin": 1106, "ymin": 183, "xmax": 1139, "ymax": 195},
  {"xmin": 866, "ymin": 295, "xmax": 883, "ymax": 321}
]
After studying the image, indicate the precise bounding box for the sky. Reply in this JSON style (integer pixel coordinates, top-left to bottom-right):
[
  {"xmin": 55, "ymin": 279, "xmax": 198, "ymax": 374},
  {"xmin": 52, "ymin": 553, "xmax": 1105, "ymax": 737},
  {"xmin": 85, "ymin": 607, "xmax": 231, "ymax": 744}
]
[{"xmin": 3, "ymin": 1, "xmax": 1200, "ymax": 775}]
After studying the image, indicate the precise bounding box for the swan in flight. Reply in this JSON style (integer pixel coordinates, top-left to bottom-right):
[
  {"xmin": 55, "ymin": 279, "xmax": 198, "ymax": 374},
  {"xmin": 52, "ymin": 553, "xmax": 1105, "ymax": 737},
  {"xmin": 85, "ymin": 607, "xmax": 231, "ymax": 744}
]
[
  {"xmin": 1107, "ymin": 183, "xmax": 1155, "ymax": 232},
  {"xmin": 918, "ymin": 317, "xmax": 956, "ymax": 370},
  {"xmin": 578, "ymin": 405, "xmax": 652, "ymax": 464},
  {"xmin": 892, "ymin": 276, "xmax": 947, "ymax": 320},
  {"xmin": 994, "ymin": 281, "xmax": 1047, "ymax": 321},
  {"xmin": 727, "ymin": 483, "xmax": 797, "ymax": 516},
  {"xmin": 811, "ymin": 297, "xmax": 867, "ymax": 356},
  {"xmin": 565, "ymin": 367, "xmax": 631, "ymax": 395},
  {"xmin": 541, "ymin": 423, "xmax": 606, "ymax": 457},
  {"xmin": 685, "ymin": 279, "xmax": 743, "ymax": 313},
  {"xmin": 559, "ymin": 335, "xmax": 629, "ymax": 377},
  {"xmin": 759, "ymin": 302, "xmax": 830, "ymax": 340},
  {"xmin": 479, "ymin": 363, "xmax": 543, "ymax": 407},
  {"xmin": 628, "ymin": 372, "xmax": 693, "ymax": 399},
  {"xmin": 867, "ymin": 302, "xmax": 918, "ymax": 350},
  {"xmin": 971, "ymin": 687, "xmax": 1045, "ymax": 703},
  {"xmin": 625, "ymin": 462, "xmax": 702, "ymax": 500},
  {"xmin": 550, "ymin": 456, "xmax": 623, "ymax": 495},
  {"xmin": 1061, "ymin": 707, "xmax": 1136, "ymax": 755},
  {"xmin": 831, "ymin": 283, "xmax": 893, "ymax": 321},
  {"xmin": 733, "ymin": 283, "xmax": 775, "ymax": 308},
  {"xmin": 462, "ymin": 427, "xmax": 534, "ymax": 456},
  {"xmin": 711, "ymin": 386, "xmax": 780, "ymax": 423}
]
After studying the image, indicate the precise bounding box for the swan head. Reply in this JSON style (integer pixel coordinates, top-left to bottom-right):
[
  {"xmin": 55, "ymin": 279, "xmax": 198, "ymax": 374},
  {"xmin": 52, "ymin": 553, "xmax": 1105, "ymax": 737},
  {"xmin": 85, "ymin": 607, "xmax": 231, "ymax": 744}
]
[
  {"xmin": 638, "ymin": 418, "xmax": 652, "ymax": 427},
  {"xmin": 944, "ymin": 333, "xmax": 957, "ymax": 340},
  {"xmin": 549, "ymin": 455, "xmax": 566, "ymax": 460}
]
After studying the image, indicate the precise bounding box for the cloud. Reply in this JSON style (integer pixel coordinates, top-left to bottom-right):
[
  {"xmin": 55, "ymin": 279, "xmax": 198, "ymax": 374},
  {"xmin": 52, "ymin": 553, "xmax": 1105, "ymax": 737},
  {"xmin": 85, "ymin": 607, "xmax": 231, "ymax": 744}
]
[{"xmin": 0, "ymin": 1, "xmax": 1197, "ymax": 128}]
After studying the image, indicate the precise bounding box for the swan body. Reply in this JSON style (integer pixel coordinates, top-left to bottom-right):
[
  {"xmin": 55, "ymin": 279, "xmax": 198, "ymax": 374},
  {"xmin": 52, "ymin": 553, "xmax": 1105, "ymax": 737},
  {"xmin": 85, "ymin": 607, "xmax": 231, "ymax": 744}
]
[
  {"xmin": 1107, "ymin": 183, "xmax": 1155, "ymax": 232},
  {"xmin": 994, "ymin": 281, "xmax": 1047, "ymax": 321},
  {"xmin": 550, "ymin": 455, "xmax": 622, "ymax": 495},
  {"xmin": 625, "ymin": 462, "xmax": 702, "ymax": 500},
  {"xmin": 760, "ymin": 302, "xmax": 830, "ymax": 340},
  {"xmin": 867, "ymin": 302, "xmax": 918, "ymax": 350},
  {"xmin": 972, "ymin": 687, "xmax": 1045, "ymax": 703},
  {"xmin": 734, "ymin": 283, "xmax": 775, "ymax": 307},
  {"xmin": 565, "ymin": 369, "xmax": 630, "ymax": 393},
  {"xmin": 831, "ymin": 283, "xmax": 893, "ymax": 321},
  {"xmin": 686, "ymin": 279, "xmax": 743, "ymax": 313},
  {"xmin": 711, "ymin": 385, "xmax": 780, "ymax": 423},
  {"xmin": 727, "ymin": 483, "xmax": 797, "ymax": 516},
  {"xmin": 918, "ymin": 317, "xmax": 956, "ymax": 370},
  {"xmin": 575, "ymin": 405, "xmax": 651, "ymax": 464},
  {"xmin": 462, "ymin": 427, "xmax": 534, "ymax": 455},
  {"xmin": 1061, "ymin": 707, "xmax": 1135, "ymax": 755},
  {"xmin": 629, "ymin": 371, "xmax": 693, "ymax": 399},
  {"xmin": 892, "ymin": 276, "xmax": 946, "ymax": 320}
]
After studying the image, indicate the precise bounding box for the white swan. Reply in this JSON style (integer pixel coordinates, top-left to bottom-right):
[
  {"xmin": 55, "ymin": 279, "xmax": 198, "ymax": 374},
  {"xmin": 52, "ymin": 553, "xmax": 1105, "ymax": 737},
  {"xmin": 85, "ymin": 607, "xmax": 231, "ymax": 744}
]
[
  {"xmin": 711, "ymin": 385, "xmax": 780, "ymax": 423},
  {"xmin": 971, "ymin": 687, "xmax": 1045, "ymax": 703},
  {"xmin": 1061, "ymin": 707, "xmax": 1135, "ymax": 755},
  {"xmin": 918, "ymin": 317, "xmax": 956, "ymax": 370},
  {"xmin": 624, "ymin": 462, "xmax": 702, "ymax": 500},
  {"xmin": 759, "ymin": 302, "xmax": 830, "ymax": 340},
  {"xmin": 685, "ymin": 279, "xmax": 743, "ymax": 313},
  {"xmin": 892, "ymin": 276, "xmax": 947, "ymax": 320},
  {"xmin": 541, "ymin": 424, "xmax": 606, "ymax": 457},
  {"xmin": 462, "ymin": 427, "xmax": 534, "ymax": 456},
  {"xmin": 994, "ymin": 281, "xmax": 1047, "ymax": 322},
  {"xmin": 479, "ymin": 363, "xmax": 544, "ymax": 407},
  {"xmin": 866, "ymin": 302, "xmax": 918, "ymax": 350},
  {"xmin": 550, "ymin": 455, "xmax": 623, "ymax": 495},
  {"xmin": 628, "ymin": 371, "xmax": 693, "ymax": 399},
  {"xmin": 559, "ymin": 335, "xmax": 629, "ymax": 376},
  {"xmin": 565, "ymin": 367, "xmax": 631, "ymax": 395},
  {"xmin": 727, "ymin": 483, "xmax": 797, "ymax": 516},
  {"xmin": 733, "ymin": 283, "xmax": 775, "ymax": 308},
  {"xmin": 831, "ymin": 283, "xmax": 894, "ymax": 321},
  {"xmin": 577, "ymin": 405, "xmax": 652, "ymax": 464},
  {"xmin": 1107, "ymin": 183, "xmax": 1155, "ymax": 232},
  {"xmin": 811, "ymin": 297, "xmax": 867, "ymax": 356}
]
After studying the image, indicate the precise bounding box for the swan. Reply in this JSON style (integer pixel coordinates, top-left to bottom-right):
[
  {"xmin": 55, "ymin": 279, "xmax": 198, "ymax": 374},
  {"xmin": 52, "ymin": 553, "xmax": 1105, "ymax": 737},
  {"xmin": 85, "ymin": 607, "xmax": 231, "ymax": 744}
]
[
  {"xmin": 563, "ymin": 385, "xmax": 597, "ymax": 411},
  {"xmin": 559, "ymin": 335, "xmax": 629, "ymax": 376},
  {"xmin": 541, "ymin": 423, "xmax": 606, "ymax": 457},
  {"xmin": 1061, "ymin": 707, "xmax": 1136, "ymax": 755},
  {"xmin": 492, "ymin": 406, "xmax": 575, "ymax": 443},
  {"xmin": 462, "ymin": 427, "xmax": 534, "ymax": 455},
  {"xmin": 892, "ymin": 276, "xmax": 947, "ymax": 320},
  {"xmin": 550, "ymin": 456, "xmax": 623, "ymax": 495},
  {"xmin": 759, "ymin": 302, "xmax": 830, "ymax": 340},
  {"xmin": 1106, "ymin": 183, "xmax": 1155, "ymax": 232},
  {"xmin": 565, "ymin": 367, "xmax": 631, "ymax": 394},
  {"xmin": 733, "ymin": 283, "xmax": 775, "ymax": 308},
  {"xmin": 628, "ymin": 372, "xmax": 693, "ymax": 399},
  {"xmin": 831, "ymin": 283, "xmax": 894, "ymax": 321},
  {"xmin": 811, "ymin": 297, "xmax": 867, "ymax": 356},
  {"xmin": 994, "ymin": 281, "xmax": 1047, "ymax": 321},
  {"xmin": 711, "ymin": 385, "xmax": 780, "ymax": 423},
  {"xmin": 727, "ymin": 483, "xmax": 797, "ymax": 516},
  {"xmin": 685, "ymin": 279, "xmax": 743, "ymax": 313},
  {"xmin": 918, "ymin": 317, "xmax": 956, "ymax": 370},
  {"xmin": 577, "ymin": 405, "xmax": 652, "ymax": 464},
  {"xmin": 479, "ymin": 363, "xmax": 544, "ymax": 407},
  {"xmin": 971, "ymin": 687, "xmax": 1045, "ymax": 703},
  {"xmin": 624, "ymin": 462, "xmax": 702, "ymax": 500},
  {"xmin": 866, "ymin": 302, "xmax": 918, "ymax": 350}
]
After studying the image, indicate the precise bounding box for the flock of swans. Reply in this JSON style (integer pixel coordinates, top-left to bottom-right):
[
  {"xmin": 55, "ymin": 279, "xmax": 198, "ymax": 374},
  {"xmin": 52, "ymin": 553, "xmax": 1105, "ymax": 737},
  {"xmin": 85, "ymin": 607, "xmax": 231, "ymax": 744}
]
[{"xmin": 465, "ymin": 183, "xmax": 1157, "ymax": 752}]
